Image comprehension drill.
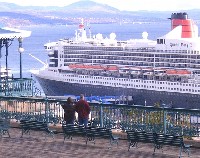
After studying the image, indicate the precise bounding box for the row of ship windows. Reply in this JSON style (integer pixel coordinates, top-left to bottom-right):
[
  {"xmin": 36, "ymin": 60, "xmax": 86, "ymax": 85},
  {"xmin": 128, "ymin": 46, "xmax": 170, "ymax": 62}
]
[
  {"xmin": 156, "ymin": 50, "xmax": 200, "ymax": 54},
  {"xmin": 63, "ymin": 55, "xmax": 200, "ymax": 60},
  {"xmin": 63, "ymin": 47, "xmax": 200, "ymax": 54},
  {"xmin": 64, "ymin": 77, "xmax": 199, "ymax": 88},
  {"xmin": 64, "ymin": 58, "xmax": 200, "ymax": 62},
  {"xmin": 63, "ymin": 50, "xmax": 200, "ymax": 56},
  {"xmin": 68, "ymin": 75, "xmax": 199, "ymax": 87},
  {"xmin": 44, "ymin": 46, "xmax": 53, "ymax": 49},
  {"xmin": 64, "ymin": 47, "xmax": 122, "ymax": 51},
  {"xmin": 71, "ymin": 84, "xmax": 200, "ymax": 96},
  {"xmin": 63, "ymin": 78, "xmax": 200, "ymax": 92},
  {"xmin": 65, "ymin": 54, "xmax": 199, "ymax": 59}
]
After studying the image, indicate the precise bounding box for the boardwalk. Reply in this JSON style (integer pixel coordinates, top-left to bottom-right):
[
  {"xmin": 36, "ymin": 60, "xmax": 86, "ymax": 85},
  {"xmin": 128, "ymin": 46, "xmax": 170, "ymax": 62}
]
[{"xmin": 0, "ymin": 128, "xmax": 200, "ymax": 158}]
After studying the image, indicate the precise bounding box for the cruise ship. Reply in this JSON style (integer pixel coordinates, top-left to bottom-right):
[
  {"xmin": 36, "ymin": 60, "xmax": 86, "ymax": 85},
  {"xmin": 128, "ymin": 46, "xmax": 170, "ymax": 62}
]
[{"xmin": 32, "ymin": 13, "xmax": 200, "ymax": 109}]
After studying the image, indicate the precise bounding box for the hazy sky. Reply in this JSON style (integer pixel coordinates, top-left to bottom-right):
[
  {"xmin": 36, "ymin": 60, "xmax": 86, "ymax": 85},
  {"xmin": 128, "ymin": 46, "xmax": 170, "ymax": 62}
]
[{"xmin": 0, "ymin": 0, "xmax": 199, "ymax": 11}]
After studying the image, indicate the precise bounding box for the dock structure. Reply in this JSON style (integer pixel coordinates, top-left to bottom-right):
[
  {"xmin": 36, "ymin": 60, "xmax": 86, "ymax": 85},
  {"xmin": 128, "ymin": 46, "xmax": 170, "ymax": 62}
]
[{"xmin": 0, "ymin": 27, "xmax": 35, "ymax": 97}]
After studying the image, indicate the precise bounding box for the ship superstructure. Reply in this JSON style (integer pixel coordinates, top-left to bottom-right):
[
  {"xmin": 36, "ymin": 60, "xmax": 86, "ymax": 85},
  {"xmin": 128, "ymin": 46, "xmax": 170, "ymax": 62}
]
[{"xmin": 32, "ymin": 13, "xmax": 200, "ymax": 109}]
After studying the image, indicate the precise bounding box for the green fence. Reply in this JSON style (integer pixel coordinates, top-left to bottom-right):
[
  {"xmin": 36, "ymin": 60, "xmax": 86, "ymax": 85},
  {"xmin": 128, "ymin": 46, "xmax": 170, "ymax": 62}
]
[
  {"xmin": 0, "ymin": 78, "xmax": 36, "ymax": 96},
  {"xmin": 0, "ymin": 96, "xmax": 199, "ymax": 137}
]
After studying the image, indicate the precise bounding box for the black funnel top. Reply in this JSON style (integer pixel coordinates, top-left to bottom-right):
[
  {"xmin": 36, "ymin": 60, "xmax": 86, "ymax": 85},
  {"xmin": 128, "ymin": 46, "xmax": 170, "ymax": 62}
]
[{"xmin": 171, "ymin": 12, "xmax": 188, "ymax": 20}]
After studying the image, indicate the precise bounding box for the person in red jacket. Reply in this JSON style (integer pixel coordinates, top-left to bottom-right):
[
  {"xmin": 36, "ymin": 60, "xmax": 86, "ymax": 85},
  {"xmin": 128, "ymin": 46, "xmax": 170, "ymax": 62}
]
[{"xmin": 75, "ymin": 94, "xmax": 90, "ymax": 127}]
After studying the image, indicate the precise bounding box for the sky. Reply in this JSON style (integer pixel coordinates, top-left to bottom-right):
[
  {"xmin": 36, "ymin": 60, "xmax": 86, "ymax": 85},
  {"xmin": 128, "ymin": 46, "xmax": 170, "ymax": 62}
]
[{"xmin": 0, "ymin": 0, "xmax": 199, "ymax": 11}]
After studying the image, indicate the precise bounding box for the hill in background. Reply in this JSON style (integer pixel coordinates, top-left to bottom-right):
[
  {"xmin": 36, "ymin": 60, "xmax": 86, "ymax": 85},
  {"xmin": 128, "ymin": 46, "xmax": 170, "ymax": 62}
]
[{"xmin": 0, "ymin": 0, "xmax": 199, "ymax": 27}]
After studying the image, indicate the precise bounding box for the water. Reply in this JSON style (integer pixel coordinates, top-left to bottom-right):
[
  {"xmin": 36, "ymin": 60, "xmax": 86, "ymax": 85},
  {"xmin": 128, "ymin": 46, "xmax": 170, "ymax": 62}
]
[{"xmin": 0, "ymin": 21, "xmax": 173, "ymax": 93}]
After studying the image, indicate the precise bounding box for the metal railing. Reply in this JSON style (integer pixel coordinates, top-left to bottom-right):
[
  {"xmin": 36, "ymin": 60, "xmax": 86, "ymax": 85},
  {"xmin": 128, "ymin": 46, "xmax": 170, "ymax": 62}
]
[
  {"xmin": 0, "ymin": 96, "xmax": 199, "ymax": 137},
  {"xmin": 0, "ymin": 78, "xmax": 41, "ymax": 97}
]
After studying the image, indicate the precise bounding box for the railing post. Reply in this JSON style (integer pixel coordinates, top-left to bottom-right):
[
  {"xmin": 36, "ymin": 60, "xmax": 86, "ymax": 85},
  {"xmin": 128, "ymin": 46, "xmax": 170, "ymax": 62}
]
[
  {"xmin": 100, "ymin": 104, "xmax": 103, "ymax": 127},
  {"xmin": 18, "ymin": 37, "xmax": 24, "ymax": 79},
  {"xmin": 45, "ymin": 96, "xmax": 49, "ymax": 123},
  {"xmin": 4, "ymin": 80, "xmax": 7, "ymax": 96},
  {"xmin": 163, "ymin": 107, "xmax": 167, "ymax": 134},
  {"xmin": 31, "ymin": 80, "xmax": 33, "ymax": 97}
]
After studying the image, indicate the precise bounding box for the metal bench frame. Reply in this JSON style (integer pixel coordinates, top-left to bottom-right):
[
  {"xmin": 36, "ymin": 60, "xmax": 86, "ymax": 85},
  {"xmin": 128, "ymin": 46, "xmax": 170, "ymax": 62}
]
[
  {"xmin": 62, "ymin": 123, "xmax": 86, "ymax": 143},
  {"xmin": 127, "ymin": 130, "xmax": 192, "ymax": 158},
  {"xmin": 0, "ymin": 118, "xmax": 10, "ymax": 138},
  {"xmin": 127, "ymin": 130, "xmax": 154, "ymax": 150},
  {"xmin": 86, "ymin": 127, "xmax": 119, "ymax": 147},
  {"xmin": 153, "ymin": 133, "xmax": 192, "ymax": 158},
  {"xmin": 20, "ymin": 119, "xmax": 55, "ymax": 140},
  {"xmin": 62, "ymin": 122, "xmax": 119, "ymax": 147}
]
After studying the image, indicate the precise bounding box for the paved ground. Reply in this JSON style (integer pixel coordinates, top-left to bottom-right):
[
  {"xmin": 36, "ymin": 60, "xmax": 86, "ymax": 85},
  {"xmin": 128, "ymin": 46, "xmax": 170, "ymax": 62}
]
[{"xmin": 0, "ymin": 128, "xmax": 200, "ymax": 158}]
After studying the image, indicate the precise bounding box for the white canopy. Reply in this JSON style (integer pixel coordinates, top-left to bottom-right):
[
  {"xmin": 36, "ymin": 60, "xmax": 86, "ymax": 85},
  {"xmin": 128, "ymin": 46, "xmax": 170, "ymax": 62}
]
[{"xmin": 0, "ymin": 27, "xmax": 31, "ymax": 39}]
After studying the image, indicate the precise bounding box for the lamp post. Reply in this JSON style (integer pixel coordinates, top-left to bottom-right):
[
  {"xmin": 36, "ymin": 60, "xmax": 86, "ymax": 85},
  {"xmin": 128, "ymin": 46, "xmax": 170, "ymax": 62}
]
[
  {"xmin": 18, "ymin": 37, "xmax": 24, "ymax": 79},
  {"xmin": 5, "ymin": 39, "xmax": 8, "ymax": 79}
]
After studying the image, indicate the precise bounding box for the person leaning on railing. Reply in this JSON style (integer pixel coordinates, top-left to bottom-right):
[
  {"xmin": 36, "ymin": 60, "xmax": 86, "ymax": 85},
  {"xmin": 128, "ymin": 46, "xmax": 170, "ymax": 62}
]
[{"xmin": 61, "ymin": 97, "xmax": 75, "ymax": 124}]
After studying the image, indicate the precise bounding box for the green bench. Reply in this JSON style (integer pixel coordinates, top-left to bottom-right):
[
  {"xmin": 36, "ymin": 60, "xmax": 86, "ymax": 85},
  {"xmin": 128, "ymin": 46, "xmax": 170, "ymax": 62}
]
[
  {"xmin": 20, "ymin": 119, "xmax": 55, "ymax": 139},
  {"xmin": 127, "ymin": 130, "xmax": 191, "ymax": 158},
  {"xmin": 86, "ymin": 127, "xmax": 119, "ymax": 147},
  {"xmin": 154, "ymin": 133, "xmax": 191, "ymax": 158},
  {"xmin": 0, "ymin": 118, "xmax": 10, "ymax": 138},
  {"xmin": 62, "ymin": 123, "xmax": 86, "ymax": 143},
  {"xmin": 62, "ymin": 123, "xmax": 119, "ymax": 147},
  {"xmin": 127, "ymin": 130, "xmax": 154, "ymax": 150}
]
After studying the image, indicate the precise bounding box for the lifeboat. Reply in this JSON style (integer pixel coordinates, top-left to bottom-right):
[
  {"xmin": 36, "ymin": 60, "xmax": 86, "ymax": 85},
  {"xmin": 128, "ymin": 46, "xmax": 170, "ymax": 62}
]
[
  {"xmin": 166, "ymin": 69, "xmax": 177, "ymax": 75},
  {"xmin": 68, "ymin": 64, "xmax": 77, "ymax": 69},
  {"xmin": 176, "ymin": 70, "xmax": 191, "ymax": 75},
  {"xmin": 69, "ymin": 64, "xmax": 106, "ymax": 70},
  {"xmin": 106, "ymin": 65, "xmax": 118, "ymax": 71},
  {"xmin": 91, "ymin": 65, "xmax": 104, "ymax": 70},
  {"xmin": 166, "ymin": 69, "xmax": 191, "ymax": 75},
  {"xmin": 68, "ymin": 64, "xmax": 85, "ymax": 69}
]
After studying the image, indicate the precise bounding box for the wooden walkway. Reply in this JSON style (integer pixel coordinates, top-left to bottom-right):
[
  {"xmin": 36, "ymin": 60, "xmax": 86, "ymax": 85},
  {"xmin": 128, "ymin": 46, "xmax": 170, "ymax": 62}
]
[{"xmin": 0, "ymin": 128, "xmax": 200, "ymax": 158}]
